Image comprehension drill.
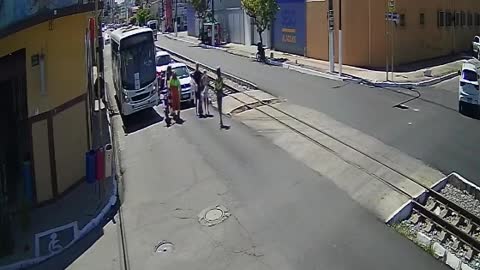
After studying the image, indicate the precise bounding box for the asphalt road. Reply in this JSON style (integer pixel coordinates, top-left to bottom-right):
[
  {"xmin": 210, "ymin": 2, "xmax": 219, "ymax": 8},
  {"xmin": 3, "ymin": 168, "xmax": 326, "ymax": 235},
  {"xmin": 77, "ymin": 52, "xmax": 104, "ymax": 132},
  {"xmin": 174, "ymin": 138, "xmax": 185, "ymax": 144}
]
[
  {"xmin": 63, "ymin": 46, "xmax": 449, "ymax": 270},
  {"xmin": 111, "ymin": 104, "xmax": 446, "ymax": 270},
  {"xmin": 157, "ymin": 35, "xmax": 480, "ymax": 183}
]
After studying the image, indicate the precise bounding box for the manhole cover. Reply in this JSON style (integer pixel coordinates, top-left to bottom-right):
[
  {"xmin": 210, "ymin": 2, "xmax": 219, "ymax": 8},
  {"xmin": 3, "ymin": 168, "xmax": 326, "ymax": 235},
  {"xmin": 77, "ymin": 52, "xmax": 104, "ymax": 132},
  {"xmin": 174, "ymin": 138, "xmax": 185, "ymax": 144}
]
[
  {"xmin": 198, "ymin": 205, "xmax": 231, "ymax": 227},
  {"xmin": 205, "ymin": 209, "xmax": 224, "ymax": 221},
  {"xmin": 155, "ymin": 241, "xmax": 174, "ymax": 254}
]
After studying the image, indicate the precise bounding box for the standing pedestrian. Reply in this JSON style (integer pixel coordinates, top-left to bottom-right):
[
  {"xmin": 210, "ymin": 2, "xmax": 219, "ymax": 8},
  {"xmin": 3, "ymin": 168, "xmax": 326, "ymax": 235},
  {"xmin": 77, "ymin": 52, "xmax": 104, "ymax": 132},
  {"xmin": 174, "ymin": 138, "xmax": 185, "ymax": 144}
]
[
  {"xmin": 214, "ymin": 67, "xmax": 224, "ymax": 128},
  {"xmin": 169, "ymin": 72, "xmax": 181, "ymax": 120},
  {"xmin": 165, "ymin": 66, "xmax": 173, "ymax": 112},
  {"xmin": 202, "ymin": 71, "xmax": 210, "ymax": 116},
  {"xmin": 192, "ymin": 63, "xmax": 203, "ymax": 117}
]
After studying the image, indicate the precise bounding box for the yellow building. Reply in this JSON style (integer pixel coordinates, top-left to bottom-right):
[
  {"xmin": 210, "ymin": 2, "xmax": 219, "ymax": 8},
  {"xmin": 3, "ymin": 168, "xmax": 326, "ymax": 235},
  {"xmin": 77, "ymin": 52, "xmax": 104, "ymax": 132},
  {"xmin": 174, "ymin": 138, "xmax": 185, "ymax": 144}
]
[
  {"xmin": 0, "ymin": 2, "xmax": 98, "ymax": 206},
  {"xmin": 306, "ymin": 0, "xmax": 480, "ymax": 68}
]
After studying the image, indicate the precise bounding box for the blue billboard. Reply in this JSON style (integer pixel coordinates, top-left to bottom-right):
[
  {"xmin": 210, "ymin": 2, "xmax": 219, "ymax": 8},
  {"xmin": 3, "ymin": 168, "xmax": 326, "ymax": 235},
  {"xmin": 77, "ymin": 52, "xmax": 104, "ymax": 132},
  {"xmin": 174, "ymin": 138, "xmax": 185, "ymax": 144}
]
[
  {"xmin": 0, "ymin": 0, "xmax": 80, "ymax": 33},
  {"xmin": 272, "ymin": 0, "xmax": 306, "ymax": 56}
]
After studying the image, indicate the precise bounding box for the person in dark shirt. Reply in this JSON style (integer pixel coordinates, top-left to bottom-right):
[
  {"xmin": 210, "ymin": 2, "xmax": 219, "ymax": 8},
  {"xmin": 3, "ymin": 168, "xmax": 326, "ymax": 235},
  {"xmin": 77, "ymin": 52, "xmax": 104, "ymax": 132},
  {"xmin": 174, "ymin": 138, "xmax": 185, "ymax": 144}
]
[{"xmin": 192, "ymin": 63, "xmax": 203, "ymax": 117}]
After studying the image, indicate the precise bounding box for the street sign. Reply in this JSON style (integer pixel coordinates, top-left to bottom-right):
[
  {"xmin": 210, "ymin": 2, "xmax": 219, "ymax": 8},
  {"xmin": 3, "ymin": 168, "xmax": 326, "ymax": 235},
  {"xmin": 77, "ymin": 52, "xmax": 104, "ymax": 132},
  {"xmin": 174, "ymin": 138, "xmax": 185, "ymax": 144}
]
[
  {"xmin": 328, "ymin": 10, "xmax": 334, "ymax": 31},
  {"xmin": 385, "ymin": 12, "xmax": 399, "ymax": 23},
  {"xmin": 388, "ymin": 0, "xmax": 396, "ymax": 13}
]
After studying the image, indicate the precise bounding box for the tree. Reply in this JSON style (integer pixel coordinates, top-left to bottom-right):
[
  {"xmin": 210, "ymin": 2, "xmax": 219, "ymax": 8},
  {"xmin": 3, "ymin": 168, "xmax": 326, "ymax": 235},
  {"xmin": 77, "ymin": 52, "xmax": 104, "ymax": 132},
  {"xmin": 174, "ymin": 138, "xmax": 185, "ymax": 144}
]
[
  {"xmin": 241, "ymin": 0, "xmax": 279, "ymax": 47},
  {"xmin": 136, "ymin": 8, "xmax": 152, "ymax": 26},
  {"xmin": 189, "ymin": 0, "xmax": 209, "ymax": 20}
]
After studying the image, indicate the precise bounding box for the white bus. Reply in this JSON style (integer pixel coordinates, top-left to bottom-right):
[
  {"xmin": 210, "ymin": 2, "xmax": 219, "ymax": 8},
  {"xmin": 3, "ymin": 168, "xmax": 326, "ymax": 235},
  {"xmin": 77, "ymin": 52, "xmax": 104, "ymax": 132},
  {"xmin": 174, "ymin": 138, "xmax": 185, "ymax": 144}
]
[{"xmin": 110, "ymin": 26, "xmax": 159, "ymax": 115}]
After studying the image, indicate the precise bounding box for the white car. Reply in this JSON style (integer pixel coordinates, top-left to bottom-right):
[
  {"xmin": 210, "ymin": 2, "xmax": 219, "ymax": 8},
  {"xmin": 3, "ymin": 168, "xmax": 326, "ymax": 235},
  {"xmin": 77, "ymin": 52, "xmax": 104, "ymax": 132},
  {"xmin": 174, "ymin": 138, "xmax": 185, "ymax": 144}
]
[
  {"xmin": 158, "ymin": 63, "xmax": 194, "ymax": 105},
  {"xmin": 103, "ymin": 33, "xmax": 111, "ymax": 45},
  {"xmin": 155, "ymin": 51, "xmax": 172, "ymax": 78},
  {"xmin": 458, "ymin": 62, "xmax": 479, "ymax": 116}
]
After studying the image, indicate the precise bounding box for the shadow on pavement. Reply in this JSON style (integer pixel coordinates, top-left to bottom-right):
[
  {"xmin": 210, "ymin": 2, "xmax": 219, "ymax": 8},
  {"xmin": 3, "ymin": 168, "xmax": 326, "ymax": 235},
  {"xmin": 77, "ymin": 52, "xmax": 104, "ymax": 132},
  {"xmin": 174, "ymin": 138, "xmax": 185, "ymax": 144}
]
[{"xmin": 121, "ymin": 108, "xmax": 163, "ymax": 134}]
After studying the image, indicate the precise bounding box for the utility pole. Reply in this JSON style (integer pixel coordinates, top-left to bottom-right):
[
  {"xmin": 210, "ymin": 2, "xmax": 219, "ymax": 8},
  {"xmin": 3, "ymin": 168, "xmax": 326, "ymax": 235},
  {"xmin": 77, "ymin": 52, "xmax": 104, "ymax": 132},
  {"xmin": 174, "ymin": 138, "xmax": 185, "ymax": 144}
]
[
  {"xmin": 211, "ymin": 0, "xmax": 215, "ymax": 46},
  {"xmin": 328, "ymin": 0, "xmax": 334, "ymax": 73},
  {"xmin": 95, "ymin": 0, "xmax": 103, "ymax": 148},
  {"xmin": 338, "ymin": 0, "xmax": 343, "ymax": 77}
]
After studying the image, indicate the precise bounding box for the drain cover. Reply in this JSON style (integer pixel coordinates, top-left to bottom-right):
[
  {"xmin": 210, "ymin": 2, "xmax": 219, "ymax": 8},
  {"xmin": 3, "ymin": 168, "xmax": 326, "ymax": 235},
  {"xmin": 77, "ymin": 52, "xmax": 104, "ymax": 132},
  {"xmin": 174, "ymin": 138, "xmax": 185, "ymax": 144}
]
[
  {"xmin": 198, "ymin": 205, "xmax": 231, "ymax": 227},
  {"xmin": 155, "ymin": 241, "xmax": 174, "ymax": 254}
]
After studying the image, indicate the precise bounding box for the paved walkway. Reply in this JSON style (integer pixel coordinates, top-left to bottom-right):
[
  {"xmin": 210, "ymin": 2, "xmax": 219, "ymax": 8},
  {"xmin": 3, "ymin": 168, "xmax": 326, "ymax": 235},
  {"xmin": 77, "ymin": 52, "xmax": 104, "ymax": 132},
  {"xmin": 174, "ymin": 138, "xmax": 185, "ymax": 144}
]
[
  {"xmin": 164, "ymin": 32, "xmax": 471, "ymax": 86},
  {"xmin": 0, "ymin": 104, "xmax": 117, "ymax": 270}
]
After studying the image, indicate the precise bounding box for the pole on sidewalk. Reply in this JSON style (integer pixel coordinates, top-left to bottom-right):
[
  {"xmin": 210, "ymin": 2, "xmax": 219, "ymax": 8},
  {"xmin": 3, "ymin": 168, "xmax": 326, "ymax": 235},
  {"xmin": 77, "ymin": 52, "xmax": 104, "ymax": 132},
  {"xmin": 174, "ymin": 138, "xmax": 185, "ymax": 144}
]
[
  {"xmin": 211, "ymin": 0, "xmax": 215, "ymax": 46},
  {"xmin": 338, "ymin": 0, "xmax": 343, "ymax": 77},
  {"xmin": 174, "ymin": 0, "xmax": 178, "ymax": 37},
  {"xmin": 385, "ymin": 1, "xmax": 389, "ymax": 81},
  {"xmin": 328, "ymin": 0, "xmax": 334, "ymax": 73},
  {"xmin": 95, "ymin": 0, "xmax": 103, "ymax": 149},
  {"xmin": 391, "ymin": 19, "xmax": 395, "ymax": 81}
]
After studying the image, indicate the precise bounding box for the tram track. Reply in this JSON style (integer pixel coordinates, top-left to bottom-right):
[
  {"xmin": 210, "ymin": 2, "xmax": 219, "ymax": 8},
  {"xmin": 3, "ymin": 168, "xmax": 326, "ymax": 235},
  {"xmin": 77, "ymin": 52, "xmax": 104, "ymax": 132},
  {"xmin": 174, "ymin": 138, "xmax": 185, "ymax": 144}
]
[{"xmin": 158, "ymin": 45, "xmax": 480, "ymax": 266}]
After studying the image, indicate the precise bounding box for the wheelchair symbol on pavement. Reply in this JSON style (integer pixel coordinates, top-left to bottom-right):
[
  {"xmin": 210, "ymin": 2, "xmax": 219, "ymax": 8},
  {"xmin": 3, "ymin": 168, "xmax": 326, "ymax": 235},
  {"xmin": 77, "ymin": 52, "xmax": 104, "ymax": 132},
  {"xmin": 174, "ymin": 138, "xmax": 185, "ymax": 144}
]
[
  {"xmin": 48, "ymin": 232, "xmax": 63, "ymax": 254},
  {"xmin": 35, "ymin": 221, "xmax": 79, "ymax": 257}
]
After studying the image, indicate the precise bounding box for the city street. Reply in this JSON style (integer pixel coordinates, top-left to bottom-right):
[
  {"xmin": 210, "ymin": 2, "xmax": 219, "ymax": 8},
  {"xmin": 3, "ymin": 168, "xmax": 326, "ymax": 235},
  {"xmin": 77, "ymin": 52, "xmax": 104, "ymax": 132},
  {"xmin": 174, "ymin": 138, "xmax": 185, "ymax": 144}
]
[
  {"xmin": 156, "ymin": 35, "xmax": 480, "ymax": 183},
  {"xmin": 63, "ymin": 46, "xmax": 452, "ymax": 270}
]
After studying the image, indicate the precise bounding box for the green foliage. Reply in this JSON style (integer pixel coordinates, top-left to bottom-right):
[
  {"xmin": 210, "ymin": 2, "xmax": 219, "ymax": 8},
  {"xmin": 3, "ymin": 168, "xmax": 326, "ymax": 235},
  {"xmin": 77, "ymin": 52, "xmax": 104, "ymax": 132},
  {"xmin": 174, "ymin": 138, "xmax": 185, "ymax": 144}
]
[
  {"xmin": 189, "ymin": 0, "xmax": 209, "ymax": 20},
  {"xmin": 241, "ymin": 0, "xmax": 279, "ymax": 45},
  {"xmin": 136, "ymin": 8, "xmax": 152, "ymax": 26},
  {"xmin": 391, "ymin": 222, "xmax": 415, "ymax": 240}
]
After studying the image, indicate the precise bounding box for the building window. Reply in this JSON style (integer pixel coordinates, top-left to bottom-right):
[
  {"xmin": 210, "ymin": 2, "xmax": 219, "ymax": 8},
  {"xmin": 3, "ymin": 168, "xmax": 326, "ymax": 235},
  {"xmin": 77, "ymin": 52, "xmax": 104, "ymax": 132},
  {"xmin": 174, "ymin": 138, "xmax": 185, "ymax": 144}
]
[
  {"xmin": 454, "ymin": 12, "xmax": 460, "ymax": 27},
  {"xmin": 400, "ymin": 14, "xmax": 406, "ymax": 26},
  {"xmin": 461, "ymin": 11, "xmax": 466, "ymax": 26},
  {"xmin": 476, "ymin": 13, "xmax": 480, "ymax": 26},
  {"xmin": 468, "ymin": 12, "xmax": 473, "ymax": 26},
  {"xmin": 438, "ymin": 11, "xmax": 445, "ymax": 27},
  {"xmin": 420, "ymin": 13, "xmax": 425, "ymax": 25},
  {"xmin": 446, "ymin": 12, "xmax": 453, "ymax": 27}
]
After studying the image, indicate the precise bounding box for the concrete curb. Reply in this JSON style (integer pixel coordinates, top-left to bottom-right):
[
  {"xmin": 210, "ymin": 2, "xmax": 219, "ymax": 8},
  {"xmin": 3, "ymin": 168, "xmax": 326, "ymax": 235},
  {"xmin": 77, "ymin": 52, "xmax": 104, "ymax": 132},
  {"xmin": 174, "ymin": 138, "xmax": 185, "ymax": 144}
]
[
  {"xmin": 364, "ymin": 71, "xmax": 459, "ymax": 88},
  {"xmin": 163, "ymin": 34, "xmax": 459, "ymax": 87}
]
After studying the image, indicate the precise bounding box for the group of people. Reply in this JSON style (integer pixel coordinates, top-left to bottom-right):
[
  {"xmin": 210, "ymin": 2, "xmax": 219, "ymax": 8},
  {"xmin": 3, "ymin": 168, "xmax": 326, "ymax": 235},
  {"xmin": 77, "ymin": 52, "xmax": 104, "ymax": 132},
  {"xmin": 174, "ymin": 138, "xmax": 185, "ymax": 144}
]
[{"xmin": 162, "ymin": 63, "xmax": 225, "ymax": 128}]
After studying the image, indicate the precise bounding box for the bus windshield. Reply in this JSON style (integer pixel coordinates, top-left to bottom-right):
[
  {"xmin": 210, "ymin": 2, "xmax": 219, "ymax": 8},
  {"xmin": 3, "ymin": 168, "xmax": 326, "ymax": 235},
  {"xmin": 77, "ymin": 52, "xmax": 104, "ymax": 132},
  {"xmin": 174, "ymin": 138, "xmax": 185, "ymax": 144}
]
[{"xmin": 120, "ymin": 34, "xmax": 155, "ymax": 90}]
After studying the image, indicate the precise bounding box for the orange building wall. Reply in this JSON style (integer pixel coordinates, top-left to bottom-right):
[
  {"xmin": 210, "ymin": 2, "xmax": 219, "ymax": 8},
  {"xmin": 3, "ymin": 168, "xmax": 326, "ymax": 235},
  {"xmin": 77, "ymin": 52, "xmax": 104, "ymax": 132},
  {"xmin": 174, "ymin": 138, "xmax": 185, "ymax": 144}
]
[{"xmin": 306, "ymin": 0, "xmax": 480, "ymax": 68}]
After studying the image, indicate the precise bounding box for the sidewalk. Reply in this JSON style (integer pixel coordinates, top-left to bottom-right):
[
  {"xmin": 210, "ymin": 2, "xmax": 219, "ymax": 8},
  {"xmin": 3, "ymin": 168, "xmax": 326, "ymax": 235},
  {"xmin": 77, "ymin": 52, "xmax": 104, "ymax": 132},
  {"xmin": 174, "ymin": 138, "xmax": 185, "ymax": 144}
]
[
  {"xmin": 164, "ymin": 31, "xmax": 470, "ymax": 87},
  {"xmin": 0, "ymin": 102, "xmax": 118, "ymax": 270}
]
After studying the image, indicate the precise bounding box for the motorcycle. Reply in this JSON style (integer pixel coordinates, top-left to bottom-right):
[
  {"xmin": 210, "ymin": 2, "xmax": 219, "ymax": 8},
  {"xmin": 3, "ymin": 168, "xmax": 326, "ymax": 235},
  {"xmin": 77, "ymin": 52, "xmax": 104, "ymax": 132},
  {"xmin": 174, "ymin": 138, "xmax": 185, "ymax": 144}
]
[{"xmin": 256, "ymin": 42, "xmax": 267, "ymax": 63}]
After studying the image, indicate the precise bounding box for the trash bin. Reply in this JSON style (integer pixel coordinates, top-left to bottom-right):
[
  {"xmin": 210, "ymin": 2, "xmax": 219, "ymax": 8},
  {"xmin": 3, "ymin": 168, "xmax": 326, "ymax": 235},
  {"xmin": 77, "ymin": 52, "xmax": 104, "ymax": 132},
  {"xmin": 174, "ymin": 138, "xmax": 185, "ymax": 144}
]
[
  {"xmin": 86, "ymin": 150, "xmax": 96, "ymax": 184},
  {"xmin": 96, "ymin": 147, "xmax": 105, "ymax": 181}
]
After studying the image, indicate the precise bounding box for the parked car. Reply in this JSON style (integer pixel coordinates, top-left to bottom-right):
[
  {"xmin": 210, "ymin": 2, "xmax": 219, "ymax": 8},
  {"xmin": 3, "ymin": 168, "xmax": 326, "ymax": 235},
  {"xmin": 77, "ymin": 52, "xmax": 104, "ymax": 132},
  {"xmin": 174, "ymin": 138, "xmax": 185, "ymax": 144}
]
[
  {"xmin": 104, "ymin": 33, "xmax": 111, "ymax": 45},
  {"xmin": 458, "ymin": 62, "xmax": 479, "ymax": 116},
  {"xmin": 472, "ymin": 36, "xmax": 480, "ymax": 59},
  {"xmin": 155, "ymin": 51, "xmax": 173, "ymax": 87}
]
